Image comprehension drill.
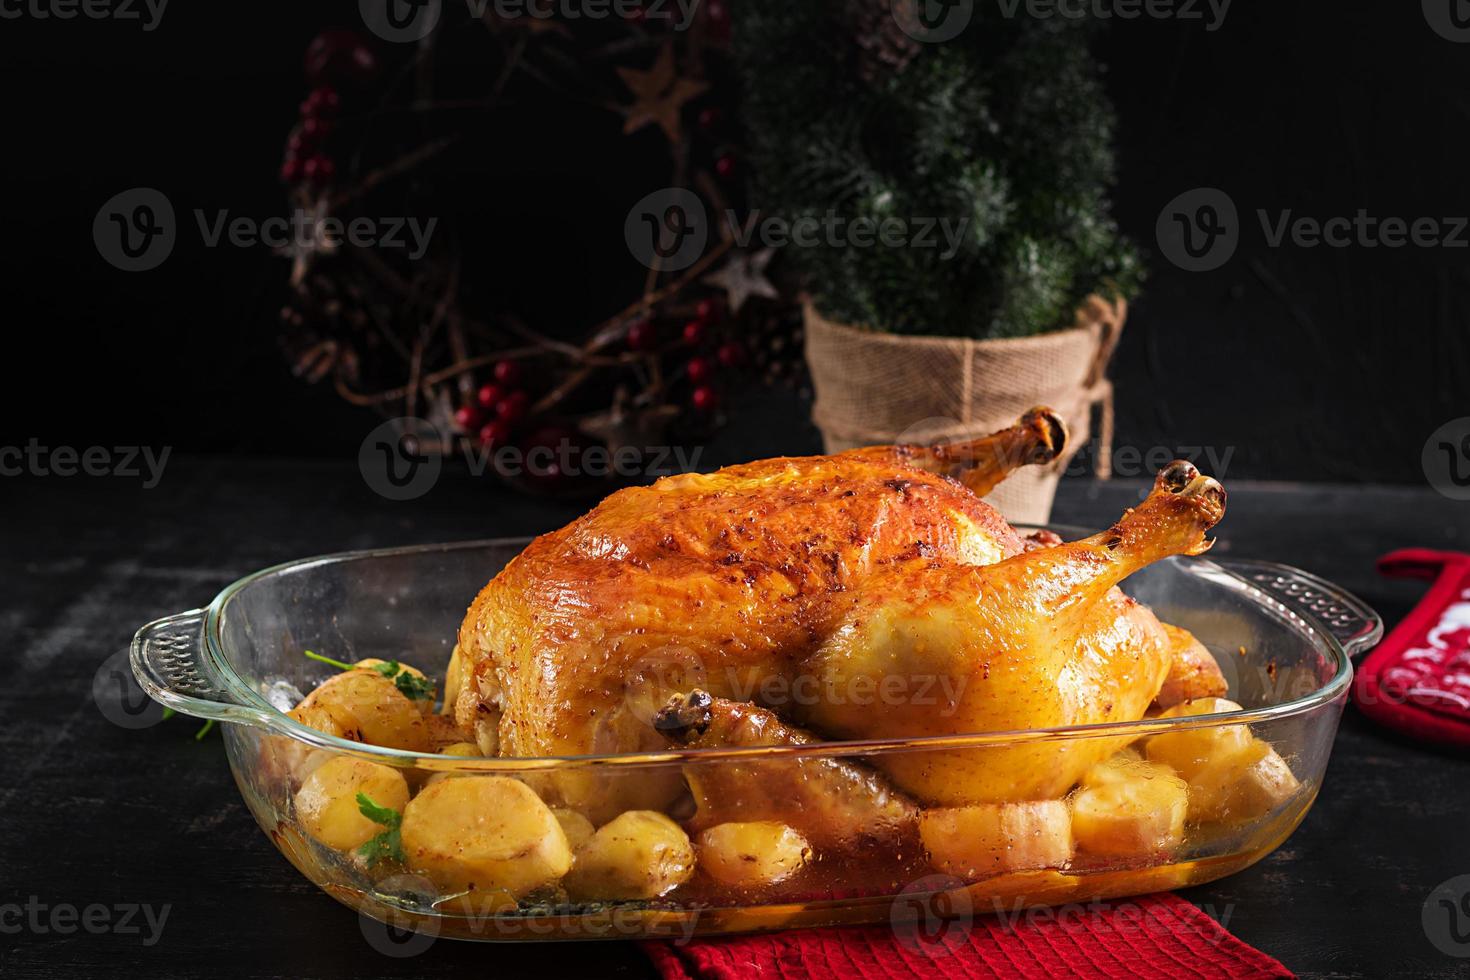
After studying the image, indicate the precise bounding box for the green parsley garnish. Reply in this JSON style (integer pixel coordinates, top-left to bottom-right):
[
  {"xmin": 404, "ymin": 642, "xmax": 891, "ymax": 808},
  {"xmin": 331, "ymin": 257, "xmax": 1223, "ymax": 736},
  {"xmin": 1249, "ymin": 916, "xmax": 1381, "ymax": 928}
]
[
  {"xmin": 302, "ymin": 650, "xmax": 434, "ymax": 701},
  {"xmin": 355, "ymin": 792, "xmax": 405, "ymax": 867}
]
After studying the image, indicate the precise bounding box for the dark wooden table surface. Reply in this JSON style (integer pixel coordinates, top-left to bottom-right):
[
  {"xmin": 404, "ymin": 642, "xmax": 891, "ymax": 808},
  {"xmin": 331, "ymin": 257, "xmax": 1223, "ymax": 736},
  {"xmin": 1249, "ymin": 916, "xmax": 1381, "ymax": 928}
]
[{"xmin": 3, "ymin": 458, "xmax": 1468, "ymax": 979}]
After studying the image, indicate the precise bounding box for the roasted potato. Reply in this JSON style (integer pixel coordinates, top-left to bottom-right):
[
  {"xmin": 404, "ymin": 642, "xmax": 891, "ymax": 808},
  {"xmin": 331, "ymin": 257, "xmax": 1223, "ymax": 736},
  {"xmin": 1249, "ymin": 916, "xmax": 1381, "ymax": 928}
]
[
  {"xmin": 696, "ymin": 821, "xmax": 810, "ymax": 888},
  {"xmin": 1144, "ymin": 697, "xmax": 1253, "ymax": 780},
  {"xmin": 289, "ymin": 669, "xmax": 430, "ymax": 753},
  {"xmin": 294, "ymin": 756, "xmax": 410, "ymax": 851},
  {"xmin": 1186, "ymin": 736, "xmax": 1300, "ymax": 823},
  {"xmin": 919, "ymin": 800, "xmax": 1073, "ymax": 878},
  {"xmin": 1071, "ymin": 754, "xmax": 1187, "ymax": 858},
  {"xmin": 563, "ymin": 810, "xmax": 695, "ymax": 902},
  {"xmin": 441, "ymin": 645, "xmax": 465, "ymax": 717},
  {"xmin": 422, "ymin": 741, "xmax": 481, "ymax": 788},
  {"xmin": 551, "ymin": 808, "xmax": 596, "ymax": 853},
  {"xmin": 400, "ymin": 777, "xmax": 571, "ymax": 912},
  {"xmin": 1145, "ymin": 698, "xmax": 1299, "ymax": 823},
  {"xmin": 353, "ymin": 658, "xmax": 436, "ymax": 713}
]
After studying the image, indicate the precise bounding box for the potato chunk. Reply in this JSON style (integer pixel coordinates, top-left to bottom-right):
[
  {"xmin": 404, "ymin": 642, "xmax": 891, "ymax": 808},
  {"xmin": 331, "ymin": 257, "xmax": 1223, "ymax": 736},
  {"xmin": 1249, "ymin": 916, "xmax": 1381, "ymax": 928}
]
[
  {"xmin": 697, "ymin": 821, "xmax": 811, "ymax": 888},
  {"xmin": 353, "ymin": 658, "xmax": 436, "ymax": 713},
  {"xmin": 919, "ymin": 801, "xmax": 1073, "ymax": 878},
  {"xmin": 422, "ymin": 741, "xmax": 481, "ymax": 788},
  {"xmin": 551, "ymin": 808, "xmax": 596, "ymax": 854},
  {"xmin": 289, "ymin": 669, "xmax": 430, "ymax": 753},
  {"xmin": 1071, "ymin": 756, "xmax": 1187, "ymax": 858},
  {"xmin": 400, "ymin": 777, "xmax": 571, "ymax": 911},
  {"xmin": 1144, "ymin": 697, "xmax": 1252, "ymax": 780},
  {"xmin": 563, "ymin": 811, "xmax": 695, "ymax": 902},
  {"xmin": 1144, "ymin": 699, "xmax": 1300, "ymax": 823},
  {"xmin": 1187, "ymin": 737, "xmax": 1300, "ymax": 823},
  {"xmin": 295, "ymin": 756, "xmax": 410, "ymax": 851}
]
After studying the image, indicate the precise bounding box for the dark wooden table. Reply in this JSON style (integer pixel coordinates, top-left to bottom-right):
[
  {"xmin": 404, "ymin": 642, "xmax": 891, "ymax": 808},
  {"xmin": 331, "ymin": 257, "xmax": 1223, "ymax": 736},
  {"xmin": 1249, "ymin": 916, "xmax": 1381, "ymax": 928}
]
[{"xmin": 3, "ymin": 459, "xmax": 1468, "ymax": 978}]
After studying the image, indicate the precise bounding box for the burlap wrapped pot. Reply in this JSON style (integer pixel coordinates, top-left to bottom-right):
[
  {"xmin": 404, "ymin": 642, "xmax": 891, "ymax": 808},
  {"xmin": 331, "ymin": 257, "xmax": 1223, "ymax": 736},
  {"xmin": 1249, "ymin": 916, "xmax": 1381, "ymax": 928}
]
[{"xmin": 804, "ymin": 295, "xmax": 1126, "ymax": 525}]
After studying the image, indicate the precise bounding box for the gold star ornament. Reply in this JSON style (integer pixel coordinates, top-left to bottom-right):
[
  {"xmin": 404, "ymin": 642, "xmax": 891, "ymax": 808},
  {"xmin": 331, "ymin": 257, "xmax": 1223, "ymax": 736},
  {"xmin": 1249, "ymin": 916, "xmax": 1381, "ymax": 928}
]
[{"xmin": 617, "ymin": 42, "xmax": 708, "ymax": 145}]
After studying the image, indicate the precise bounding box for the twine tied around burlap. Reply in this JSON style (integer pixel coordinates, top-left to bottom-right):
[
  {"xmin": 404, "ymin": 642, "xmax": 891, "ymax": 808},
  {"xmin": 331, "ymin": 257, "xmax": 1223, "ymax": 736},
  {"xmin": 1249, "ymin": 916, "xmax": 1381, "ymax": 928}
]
[{"xmin": 803, "ymin": 295, "xmax": 1127, "ymax": 524}]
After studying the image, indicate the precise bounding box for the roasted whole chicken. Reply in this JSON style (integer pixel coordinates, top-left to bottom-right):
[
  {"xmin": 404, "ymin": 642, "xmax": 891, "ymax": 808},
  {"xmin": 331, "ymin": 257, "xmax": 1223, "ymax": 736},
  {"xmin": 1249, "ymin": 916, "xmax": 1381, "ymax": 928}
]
[{"xmin": 453, "ymin": 409, "xmax": 1229, "ymax": 831}]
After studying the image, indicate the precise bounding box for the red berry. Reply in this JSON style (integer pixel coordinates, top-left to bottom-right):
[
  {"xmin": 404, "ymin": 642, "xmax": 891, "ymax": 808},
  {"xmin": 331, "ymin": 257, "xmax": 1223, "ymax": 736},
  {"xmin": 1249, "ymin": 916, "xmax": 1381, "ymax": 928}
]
[
  {"xmin": 696, "ymin": 298, "xmax": 722, "ymax": 323},
  {"xmin": 697, "ymin": 106, "xmax": 722, "ymax": 131},
  {"xmin": 691, "ymin": 385, "xmax": 720, "ymax": 412},
  {"xmin": 714, "ymin": 154, "xmax": 737, "ymax": 179},
  {"xmin": 686, "ymin": 356, "xmax": 713, "ymax": 384},
  {"xmin": 300, "ymin": 116, "xmax": 332, "ymax": 142},
  {"xmin": 478, "ymin": 418, "xmax": 514, "ymax": 448},
  {"xmin": 627, "ymin": 318, "xmax": 657, "ymax": 351},
  {"xmin": 302, "ymin": 155, "xmax": 336, "ymax": 184},
  {"xmin": 301, "ymin": 85, "xmax": 340, "ymax": 118},
  {"xmin": 280, "ymin": 157, "xmax": 302, "ymax": 183},
  {"xmin": 681, "ymin": 319, "xmax": 706, "ymax": 346},
  {"xmin": 476, "ymin": 383, "xmax": 503, "ymax": 410},
  {"xmin": 706, "ymin": 0, "xmax": 731, "ymax": 42},
  {"xmin": 716, "ymin": 341, "xmax": 746, "ymax": 368},
  {"xmin": 492, "ymin": 359, "xmax": 521, "ymax": 386},
  {"xmin": 304, "ymin": 30, "xmax": 379, "ymax": 89},
  {"xmin": 454, "ymin": 404, "xmax": 484, "ymax": 432},
  {"xmin": 496, "ymin": 390, "xmax": 529, "ymax": 423}
]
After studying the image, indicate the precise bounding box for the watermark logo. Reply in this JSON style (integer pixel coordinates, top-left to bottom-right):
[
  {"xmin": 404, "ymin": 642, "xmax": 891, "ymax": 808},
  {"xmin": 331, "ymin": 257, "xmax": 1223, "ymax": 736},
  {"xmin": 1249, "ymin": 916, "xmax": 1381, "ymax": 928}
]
[
  {"xmin": 97, "ymin": 188, "xmax": 439, "ymax": 272},
  {"xmin": 624, "ymin": 646, "xmax": 710, "ymax": 726},
  {"xmin": 1424, "ymin": 874, "xmax": 1470, "ymax": 957},
  {"xmin": 994, "ymin": 0, "xmax": 1230, "ymax": 31},
  {"xmin": 0, "ymin": 439, "xmax": 171, "ymax": 487},
  {"xmin": 0, "ymin": 897, "xmax": 171, "ymax": 946},
  {"xmin": 1423, "ymin": 0, "xmax": 1470, "ymax": 42},
  {"xmin": 1159, "ymin": 187, "xmax": 1470, "ymax": 271},
  {"xmin": 93, "ymin": 649, "xmax": 168, "ymax": 730},
  {"xmin": 892, "ymin": 0, "xmax": 974, "ymax": 43},
  {"xmin": 890, "ymin": 874, "xmax": 974, "ymax": 958},
  {"xmin": 625, "ymin": 187, "xmax": 708, "ymax": 273},
  {"xmin": 1155, "ymin": 187, "xmax": 1238, "ymax": 272},
  {"xmin": 360, "ymin": 874, "xmax": 441, "ymax": 957},
  {"xmin": 626, "ymin": 189, "xmax": 972, "ymax": 270},
  {"xmin": 361, "ymin": 0, "xmax": 442, "ymax": 42},
  {"xmin": 94, "ymin": 188, "xmax": 176, "ymax": 272},
  {"xmin": 1424, "ymin": 418, "xmax": 1470, "ymax": 501},
  {"xmin": 359, "ymin": 418, "xmax": 444, "ymax": 501},
  {"xmin": 0, "ymin": 0, "xmax": 169, "ymax": 30}
]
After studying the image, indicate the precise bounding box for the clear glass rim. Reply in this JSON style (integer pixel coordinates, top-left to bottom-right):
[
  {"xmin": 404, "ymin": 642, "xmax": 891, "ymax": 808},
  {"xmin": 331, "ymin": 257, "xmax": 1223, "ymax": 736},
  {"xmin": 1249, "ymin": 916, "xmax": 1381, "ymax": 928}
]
[{"xmin": 201, "ymin": 535, "xmax": 1356, "ymax": 769}]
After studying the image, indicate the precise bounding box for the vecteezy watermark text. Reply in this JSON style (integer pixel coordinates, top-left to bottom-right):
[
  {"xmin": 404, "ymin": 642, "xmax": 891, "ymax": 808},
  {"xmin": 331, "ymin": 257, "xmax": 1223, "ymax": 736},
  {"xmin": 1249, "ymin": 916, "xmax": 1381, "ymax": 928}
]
[
  {"xmin": 358, "ymin": 417, "xmax": 703, "ymax": 501},
  {"xmin": 94, "ymin": 187, "xmax": 439, "ymax": 272},
  {"xmin": 1157, "ymin": 187, "xmax": 1470, "ymax": 271},
  {"xmin": 624, "ymin": 188, "xmax": 972, "ymax": 272},
  {"xmin": 359, "ymin": 0, "xmax": 700, "ymax": 43},
  {"xmin": 892, "ymin": 0, "xmax": 1231, "ymax": 44},
  {"xmin": 995, "ymin": 0, "xmax": 1231, "ymax": 30},
  {"xmin": 195, "ymin": 209, "xmax": 438, "ymax": 261},
  {"xmin": 0, "ymin": 0, "xmax": 168, "ymax": 31},
  {"xmin": 0, "ymin": 897, "xmax": 171, "ymax": 946},
  {"xmin": 1, "ymin": 439, "xmax": 170, "ymax": 488}
]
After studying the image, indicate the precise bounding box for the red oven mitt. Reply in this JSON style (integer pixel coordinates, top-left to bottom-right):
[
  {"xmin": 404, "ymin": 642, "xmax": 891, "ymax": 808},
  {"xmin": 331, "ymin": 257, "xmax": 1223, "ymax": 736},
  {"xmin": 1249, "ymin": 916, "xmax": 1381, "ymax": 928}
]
[
  {"xmin": 644, "ymin": 893, "xmax": 1291, "ymax": 979},
  {"xmin": 1354, "ymin": 549, "xmax": 1470, "ymax": 749}
]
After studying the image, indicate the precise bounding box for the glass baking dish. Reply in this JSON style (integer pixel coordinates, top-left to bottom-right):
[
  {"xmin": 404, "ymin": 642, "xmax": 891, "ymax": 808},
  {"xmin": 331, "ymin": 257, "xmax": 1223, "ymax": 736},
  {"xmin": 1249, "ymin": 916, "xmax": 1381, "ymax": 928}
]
[{"xmin": 131, "ymin": 532, "xmax": 1381, "ymax": 942}]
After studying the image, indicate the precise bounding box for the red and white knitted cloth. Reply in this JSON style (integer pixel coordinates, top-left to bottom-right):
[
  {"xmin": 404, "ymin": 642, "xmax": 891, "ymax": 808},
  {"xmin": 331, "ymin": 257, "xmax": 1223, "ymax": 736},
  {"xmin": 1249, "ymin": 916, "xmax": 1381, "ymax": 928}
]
[{"xmin": 1355, "ymin": 549, "xmax": 1470, "ymax": 749}]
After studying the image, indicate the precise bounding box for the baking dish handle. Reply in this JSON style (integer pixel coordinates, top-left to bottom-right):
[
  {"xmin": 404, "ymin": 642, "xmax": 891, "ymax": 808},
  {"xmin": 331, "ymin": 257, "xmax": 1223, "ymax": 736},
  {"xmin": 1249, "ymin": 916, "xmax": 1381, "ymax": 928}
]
[
  {"xmin": 131, "ymin": 609, "xmax": 272, "ymax": 726},
  {"xmin": 1215, "ymin": 560, "xmax": 1384, "ymax": 658}
]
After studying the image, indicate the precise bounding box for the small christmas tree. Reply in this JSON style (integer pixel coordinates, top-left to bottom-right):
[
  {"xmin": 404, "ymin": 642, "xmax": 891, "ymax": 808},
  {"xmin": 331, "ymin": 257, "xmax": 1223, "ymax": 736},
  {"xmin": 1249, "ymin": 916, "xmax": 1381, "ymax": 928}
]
[{"xmin": 733, "ymin": 2, "xmax": 1140, "ymax": 338}]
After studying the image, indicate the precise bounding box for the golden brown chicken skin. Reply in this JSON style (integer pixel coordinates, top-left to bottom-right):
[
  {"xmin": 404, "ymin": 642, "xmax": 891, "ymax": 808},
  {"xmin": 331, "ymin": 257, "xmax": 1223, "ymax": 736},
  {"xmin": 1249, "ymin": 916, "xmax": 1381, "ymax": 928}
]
[{"xmin": 456, "ymin": 409, "xmax": 1226, "ymax": 822}]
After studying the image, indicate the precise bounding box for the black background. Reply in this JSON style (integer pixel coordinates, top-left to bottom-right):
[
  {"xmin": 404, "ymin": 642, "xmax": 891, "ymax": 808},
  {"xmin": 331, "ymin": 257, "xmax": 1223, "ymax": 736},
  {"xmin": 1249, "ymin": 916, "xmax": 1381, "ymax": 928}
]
[{"xmin": 0, "ymin": 1, "xmax": 1465, "ymax": 483}]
